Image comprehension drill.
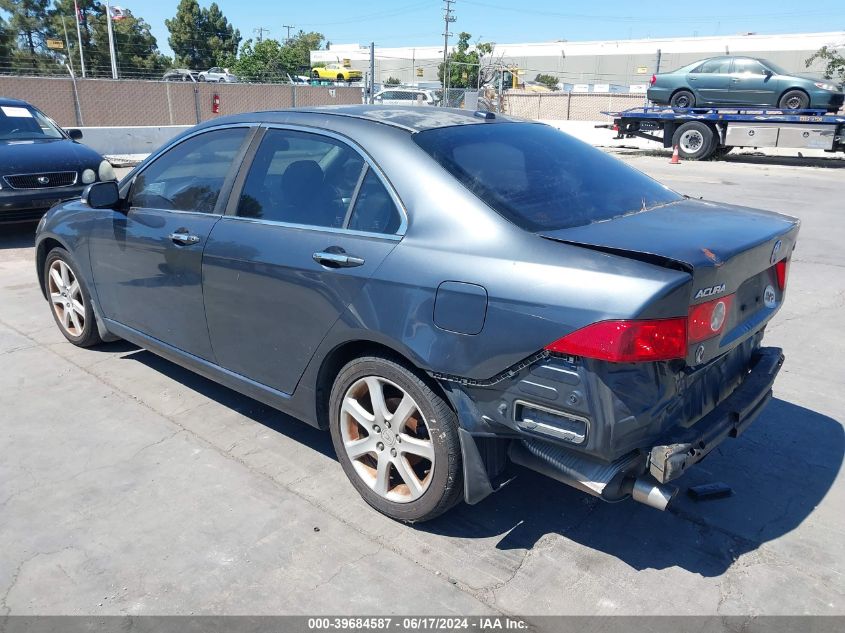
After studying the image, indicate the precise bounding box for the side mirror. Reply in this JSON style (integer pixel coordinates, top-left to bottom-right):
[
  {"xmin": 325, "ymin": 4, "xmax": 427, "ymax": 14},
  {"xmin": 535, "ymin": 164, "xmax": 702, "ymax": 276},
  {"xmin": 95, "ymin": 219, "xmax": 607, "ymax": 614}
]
[
  {"xmin": 82, "ymin": 181, "xmax": 120, "ymax": 209},
  {"xmin": 66, "ymin": 128, "xmax": 83, "ymax": 140},
  {"xmin": 764, "ymin": 69, "xmax": 773, "ymax": 77}
]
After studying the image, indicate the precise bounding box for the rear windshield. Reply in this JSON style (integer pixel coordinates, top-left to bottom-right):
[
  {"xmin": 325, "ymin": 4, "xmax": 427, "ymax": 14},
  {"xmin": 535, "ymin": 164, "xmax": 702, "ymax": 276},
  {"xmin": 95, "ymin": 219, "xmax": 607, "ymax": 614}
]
[{"xmin": 413, "ymin": 122, "xmax": 681, "ymax": 232}]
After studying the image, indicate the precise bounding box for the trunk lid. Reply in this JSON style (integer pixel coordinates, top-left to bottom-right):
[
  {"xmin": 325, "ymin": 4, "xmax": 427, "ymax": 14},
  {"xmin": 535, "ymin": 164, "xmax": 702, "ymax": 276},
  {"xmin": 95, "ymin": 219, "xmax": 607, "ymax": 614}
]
[{"xmin": 540, "ymin": 198, "xmax": 800, "ymax": 365}]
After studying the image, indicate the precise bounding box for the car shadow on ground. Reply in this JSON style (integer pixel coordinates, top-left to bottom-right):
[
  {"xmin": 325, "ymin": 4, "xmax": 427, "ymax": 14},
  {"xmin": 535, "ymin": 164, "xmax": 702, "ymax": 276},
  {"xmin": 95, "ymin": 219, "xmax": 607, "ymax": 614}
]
[
  {"xmin": 120, "ymin": 347, "xmax": 842, "ymax": 578},
  {"xmin": 0, "ymin": 222, "xmax": 37, "ymax": 250},
  {"xmin": 610, "ymin": 147, "xmax": 845, "ymax": 169}
]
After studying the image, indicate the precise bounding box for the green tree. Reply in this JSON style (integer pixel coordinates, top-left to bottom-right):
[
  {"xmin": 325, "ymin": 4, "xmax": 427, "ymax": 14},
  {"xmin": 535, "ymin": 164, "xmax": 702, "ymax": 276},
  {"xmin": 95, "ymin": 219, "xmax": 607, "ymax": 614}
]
[
  {"xmin": 47, "ymin": 1, "xmax": 169, "ymax": 78},
  {"xmin": 233, "ymin": 30, "xmax": 324, "ymax": 82},
  {"xmin": 233, "ymin": 38, "xmax": 285, "ymax": 82},
  {"xmin": 280, "ymin": 30, "xmax": 324, "ymax": 75},
  {"xmin": 166, "ymin": 0, "xmax": 240, "ymax": 70},
  {"xmin": 0, "ymin": 0, "xmax": 51, "ymax": 71},
  {"xmin": 0, "ymin": 15, "xmax": 14, "ymax": 66},
  {"xmin": 806, "ymin": 45, "xmax": 845, "ymax": 83},
  {"xmin": 534, "ymin": 73, "xmax": 559, "ymax": 90},
  {"xmin": 437, "ymin": 32, "xmax": 493, "ymax": 89}
]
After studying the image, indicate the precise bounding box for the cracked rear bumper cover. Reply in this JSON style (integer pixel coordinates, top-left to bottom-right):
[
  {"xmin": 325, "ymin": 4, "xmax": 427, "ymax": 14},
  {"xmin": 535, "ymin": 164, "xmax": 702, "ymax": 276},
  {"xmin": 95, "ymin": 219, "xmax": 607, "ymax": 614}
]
[{"xmin": 648, "ymin": 346, "xmax": 784, "ymax": 484}]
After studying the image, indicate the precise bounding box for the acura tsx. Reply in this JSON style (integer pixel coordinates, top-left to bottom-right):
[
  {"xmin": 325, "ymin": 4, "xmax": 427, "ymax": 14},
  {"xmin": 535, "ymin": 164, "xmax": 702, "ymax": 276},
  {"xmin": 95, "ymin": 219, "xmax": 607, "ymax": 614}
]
[{"xmin": 35, "ymin": 106, "xmax": 799, "ymax": 522}]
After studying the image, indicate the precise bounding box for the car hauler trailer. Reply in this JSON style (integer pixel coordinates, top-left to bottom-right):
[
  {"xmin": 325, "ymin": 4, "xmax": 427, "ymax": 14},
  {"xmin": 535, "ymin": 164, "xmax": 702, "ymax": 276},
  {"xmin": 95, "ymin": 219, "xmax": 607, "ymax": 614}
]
[{"xmin": 606, "ymin": 106, "xmax": 845, "ymax": 160}]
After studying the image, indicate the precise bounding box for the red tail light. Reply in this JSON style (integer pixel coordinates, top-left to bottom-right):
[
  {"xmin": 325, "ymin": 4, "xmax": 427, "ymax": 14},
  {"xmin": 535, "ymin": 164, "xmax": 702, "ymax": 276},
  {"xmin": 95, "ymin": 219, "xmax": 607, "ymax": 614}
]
[
  {"xmin": 775, "ymin": 259, "xmax": 789, "ymax": 291},
  {"xmin": 545, "ymin": 318, "xmax": 687, "ymax": 362},
  {"xmin": 650, "ymin": 74, "xmax": 657, "ymax": 86},
  {"xmin": 688, "ymin": 295, "xmax": 734, "ymax": 344}
]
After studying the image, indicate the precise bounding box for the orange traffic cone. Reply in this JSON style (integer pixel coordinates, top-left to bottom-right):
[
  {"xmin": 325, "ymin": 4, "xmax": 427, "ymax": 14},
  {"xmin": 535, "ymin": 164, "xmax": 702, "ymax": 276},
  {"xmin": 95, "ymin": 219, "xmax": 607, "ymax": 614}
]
[{"xmin": 670, "ymin": 145, "xmax": 681, "ymax": 164}]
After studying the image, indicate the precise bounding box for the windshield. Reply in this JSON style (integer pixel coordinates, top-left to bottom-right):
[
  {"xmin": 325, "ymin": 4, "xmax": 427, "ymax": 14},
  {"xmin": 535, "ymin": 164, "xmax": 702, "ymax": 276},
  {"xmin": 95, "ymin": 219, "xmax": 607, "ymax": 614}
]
[
  {"xmin": 0, "ymin": 105, "xmax": 64, "ymax": 141},
  {"xmin": 413, "ymin": 122, "xmax": 682, "ymax": 232},
  {"xmin": 758, "ymin": 59, "xmax": 789, "ymax": 75}
]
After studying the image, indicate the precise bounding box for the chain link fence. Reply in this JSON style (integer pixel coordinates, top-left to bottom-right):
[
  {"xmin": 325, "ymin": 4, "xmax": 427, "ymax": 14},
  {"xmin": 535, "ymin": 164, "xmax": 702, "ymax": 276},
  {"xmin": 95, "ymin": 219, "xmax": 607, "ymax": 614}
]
[
  {"xmin": 505, "ymin": 91, "xmax": 647, "ymax": 121},
  {"xmin": 0, "ymin": 76, "xmax": 363, "ymax": 128}
]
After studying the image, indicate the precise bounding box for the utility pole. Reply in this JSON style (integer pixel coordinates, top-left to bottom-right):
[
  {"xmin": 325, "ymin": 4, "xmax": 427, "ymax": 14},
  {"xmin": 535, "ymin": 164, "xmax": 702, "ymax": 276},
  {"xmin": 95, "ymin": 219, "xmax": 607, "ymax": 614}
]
[
  {"xmin": 254, "ymin": 27, "xmax": 270, "ymax": 42},
  {"xmin": 369, "ymin": 42, "xmax": 375, "ymax": 104},
  {"xmin": 442, "ymin": 0, "xmax": 456, "ymax": 107},
  {"xmin": 282, "ymin": 25, "xmax": 295, "ymax": 42},
  {"xmin": 73, "ymin": 0, "xmax": 86, "ymax": 78},
  {"xmin": 105, "ymin": 0, "xmax": 118, "ymax": 79}
]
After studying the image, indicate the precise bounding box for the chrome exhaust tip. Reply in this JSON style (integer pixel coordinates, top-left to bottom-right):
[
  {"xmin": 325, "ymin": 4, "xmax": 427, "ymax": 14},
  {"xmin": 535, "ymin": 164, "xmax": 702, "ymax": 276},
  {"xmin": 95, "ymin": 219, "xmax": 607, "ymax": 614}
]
[{"xmin": 631, "ymin": 476, "xmax": 677, "ymax": 511}]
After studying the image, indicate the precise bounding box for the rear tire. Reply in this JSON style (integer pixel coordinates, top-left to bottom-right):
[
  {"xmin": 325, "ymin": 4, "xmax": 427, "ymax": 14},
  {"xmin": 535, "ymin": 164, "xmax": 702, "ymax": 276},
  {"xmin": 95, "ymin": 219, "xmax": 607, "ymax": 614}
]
[
  {"xmin": 329, "ymin": 355, "xmax": 463, "ymax": 523},
  {"xmin": 43, "ymin": 247, "xmax": 103, "ymax": 348},
  {"xmin": 672, "ymin": 121, "xmax": 716, "ymax": 160},
  {"xmin": 779, "ymin": 90, "xmax": 809, "ymax": 110},
  {"xmin": 670, "ymin": 89, "xmax": 695, "ymax": 109}
]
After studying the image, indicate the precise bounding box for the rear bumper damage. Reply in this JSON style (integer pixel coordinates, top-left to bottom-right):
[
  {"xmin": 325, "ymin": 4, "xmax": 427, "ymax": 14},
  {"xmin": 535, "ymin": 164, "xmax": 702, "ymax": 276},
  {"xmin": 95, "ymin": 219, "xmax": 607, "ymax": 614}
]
[
  {"xmin": 647, "ymin": 346, "xmax": 783, "ymax": 484},
  {"xmin": 509, "ymin": 347, "xmax": 783, "ymax": 510},
  {"xmin": 452, "ymin": 346, "xmax": 784, "ymax": 510}
]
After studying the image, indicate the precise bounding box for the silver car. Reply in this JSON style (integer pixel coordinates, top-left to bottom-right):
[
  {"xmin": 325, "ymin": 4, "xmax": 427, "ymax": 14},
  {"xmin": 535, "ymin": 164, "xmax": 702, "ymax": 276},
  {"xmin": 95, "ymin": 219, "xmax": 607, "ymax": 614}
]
[
  {"xmin": 198, "ymin": 67, "xmax": 238, "ymax": 83},
  {"xmin": 373, "ymin": 88, "xmax": 439, "ymax": 106},
  {"xmin": 34, "ymin": 106, "xmax": 798, "ymax": 523}
]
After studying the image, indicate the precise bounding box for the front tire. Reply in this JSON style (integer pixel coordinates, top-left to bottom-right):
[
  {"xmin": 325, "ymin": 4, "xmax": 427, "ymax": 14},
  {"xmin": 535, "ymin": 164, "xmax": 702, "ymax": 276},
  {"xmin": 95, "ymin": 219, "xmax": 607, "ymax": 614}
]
[
  {"xmin": 329, "ymin": 355, "xmax": 463, "ymax": 523},
  {"xmin": 44, "ymin": 247, "xmax": 103, "ymax": 347},
  {"xmin": 779, "ymin": 90, "xmax": 809, "ymax": 110}
]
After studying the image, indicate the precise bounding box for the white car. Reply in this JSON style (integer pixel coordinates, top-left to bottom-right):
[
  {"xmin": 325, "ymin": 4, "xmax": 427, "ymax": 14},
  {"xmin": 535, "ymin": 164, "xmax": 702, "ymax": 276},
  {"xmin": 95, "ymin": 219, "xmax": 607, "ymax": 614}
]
[
  {"xmin": 198, "ymin": 67, "xmax": 238, "ymax": 83},
  {"xmin": 373, "ymin": 88, "xmax": 439, "ymax": 106}
]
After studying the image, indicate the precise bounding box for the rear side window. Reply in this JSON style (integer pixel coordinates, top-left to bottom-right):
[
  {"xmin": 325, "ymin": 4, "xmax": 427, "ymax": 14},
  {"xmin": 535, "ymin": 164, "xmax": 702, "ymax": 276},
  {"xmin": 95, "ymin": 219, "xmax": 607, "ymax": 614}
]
[
  {"xmin": 732, "ymin": 59, "xmax": 766, "ymax": 75},
  {"xmin": 347, "ymin": 170, "xmax": 401, "ymax": 234},
  {"xmin": 692, "ymin": 58, "xmax": 731, "ymax": 74},
  {"xmin": 413, "ymin": 122, "xmax": 681, "ymax": 232},
  {"xmin": 237, "ymin": 128, "xmax": 365, "ymax": 228},
  {"xmin": 130, "ymin": 127, "xmax": 248, "ymax": 213}
]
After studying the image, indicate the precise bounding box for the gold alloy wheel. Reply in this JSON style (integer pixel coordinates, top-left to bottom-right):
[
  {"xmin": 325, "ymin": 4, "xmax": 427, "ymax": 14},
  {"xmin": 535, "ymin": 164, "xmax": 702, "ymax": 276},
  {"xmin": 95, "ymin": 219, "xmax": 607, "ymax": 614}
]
[
  {"xmin": 47, "ymin": 259, "xmax": 85, "ymax": 337},
  {"xmin": 340, "ymin": 376, "xmax": 435, "ymax": 503}
]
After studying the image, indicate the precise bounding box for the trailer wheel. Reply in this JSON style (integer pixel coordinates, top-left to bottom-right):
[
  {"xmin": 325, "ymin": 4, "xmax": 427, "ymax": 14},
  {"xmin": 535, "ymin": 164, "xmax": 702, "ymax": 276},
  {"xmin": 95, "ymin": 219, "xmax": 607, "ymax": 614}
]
[{"xmin": 672, "ymin": 121, "xmax": 715, "ymax": 160}]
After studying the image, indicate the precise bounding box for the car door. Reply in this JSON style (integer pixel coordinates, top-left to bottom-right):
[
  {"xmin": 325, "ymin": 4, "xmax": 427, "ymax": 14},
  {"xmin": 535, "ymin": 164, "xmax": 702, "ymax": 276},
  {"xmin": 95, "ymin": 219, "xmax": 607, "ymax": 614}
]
[
  {"xmin": 88, "ymin": 126, "xmax": 254, "ymax": 360},
  {"xmin": 202, "ymin": 126, "xmax": 405, "ymax": 395},
  {"xmin": 727, "ymin": 58, "xmax": 777, "ymax": 105},
  {"xmin": 687, "ymin": 58, "xmax": 732, "ymax": 104}
]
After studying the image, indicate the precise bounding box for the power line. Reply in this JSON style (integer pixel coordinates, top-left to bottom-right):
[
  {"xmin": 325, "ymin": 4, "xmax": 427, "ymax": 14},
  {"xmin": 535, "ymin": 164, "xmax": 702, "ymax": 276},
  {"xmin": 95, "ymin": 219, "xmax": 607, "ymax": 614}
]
[
  {"xmin": 253, "ymin": 27, "xmax": 270, "ymax": 42},
  {"xmin": 282, "ymin": 25, "xmax": 295, "ymax": 42}
]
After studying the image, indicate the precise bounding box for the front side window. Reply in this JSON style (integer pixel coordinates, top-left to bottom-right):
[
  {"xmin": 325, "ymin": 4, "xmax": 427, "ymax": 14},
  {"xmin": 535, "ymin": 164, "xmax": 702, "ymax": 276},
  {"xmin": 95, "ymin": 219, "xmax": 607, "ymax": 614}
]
[
  {"xmin": 414, "ymin": 122, "xmax": 681, "ymax": 232},
  {"xmin": 692, "ymin": 58, "xmax": 732, "ymax": 74},
  {"xmin": 130, "ymin": 127, "xmax": 248, "ymax": 213}
]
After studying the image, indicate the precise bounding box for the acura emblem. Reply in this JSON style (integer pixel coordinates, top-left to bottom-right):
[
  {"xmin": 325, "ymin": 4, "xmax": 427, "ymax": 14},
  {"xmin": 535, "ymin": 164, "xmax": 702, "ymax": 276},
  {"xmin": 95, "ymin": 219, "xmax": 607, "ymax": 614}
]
[
  {"xmin": 770, "ymin": 240, "xmax": 782, "ymax": 265},
  {"xmin": 37, "ymin": 176, "xmax": 50, "ymax": 185}
]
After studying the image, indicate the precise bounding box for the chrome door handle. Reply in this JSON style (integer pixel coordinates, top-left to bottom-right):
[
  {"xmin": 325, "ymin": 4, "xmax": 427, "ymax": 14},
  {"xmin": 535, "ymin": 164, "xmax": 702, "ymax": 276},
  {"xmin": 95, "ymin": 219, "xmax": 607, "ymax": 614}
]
[
  {"xmin": 313, "ymin": 251, "xmax": 365, "ymax": 268},
  {"xmin": 169, "ymin": 232, "xmax": 200, "ymax": 245}
]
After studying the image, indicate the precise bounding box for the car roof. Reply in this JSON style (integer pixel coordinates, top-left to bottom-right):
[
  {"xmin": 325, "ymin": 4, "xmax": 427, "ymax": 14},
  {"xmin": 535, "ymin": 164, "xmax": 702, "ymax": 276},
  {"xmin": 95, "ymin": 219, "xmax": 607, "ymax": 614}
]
[
  {"xmin": 0, "ymin": 97, "xmax": 31, "ymax": 107},
  {"xmin": 204, "ymin": 105, "xmax": 516, "ymax": 133}
]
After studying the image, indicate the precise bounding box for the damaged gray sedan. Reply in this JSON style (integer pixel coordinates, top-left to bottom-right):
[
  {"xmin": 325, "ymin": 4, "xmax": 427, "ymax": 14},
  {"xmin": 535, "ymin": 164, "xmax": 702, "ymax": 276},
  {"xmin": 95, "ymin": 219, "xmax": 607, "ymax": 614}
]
[{"xmin": 35, "ymin": 106, "xmax": 799, "ymax": 522}]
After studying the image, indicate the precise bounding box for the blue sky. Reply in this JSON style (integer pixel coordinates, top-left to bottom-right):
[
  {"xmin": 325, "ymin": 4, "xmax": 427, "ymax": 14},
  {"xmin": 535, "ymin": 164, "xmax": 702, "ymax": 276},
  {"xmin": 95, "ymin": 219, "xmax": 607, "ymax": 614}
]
[{"xmin": 123, "ymin": 0, "xmax": 845, "ymax": 55}]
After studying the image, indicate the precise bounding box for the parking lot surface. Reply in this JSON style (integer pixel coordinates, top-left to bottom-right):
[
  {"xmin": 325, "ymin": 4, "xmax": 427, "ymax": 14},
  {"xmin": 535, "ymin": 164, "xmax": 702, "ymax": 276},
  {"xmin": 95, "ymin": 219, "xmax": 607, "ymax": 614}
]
[{"xmin": 1, "ymin": 155, "xmax": 843, "ymax": 622}]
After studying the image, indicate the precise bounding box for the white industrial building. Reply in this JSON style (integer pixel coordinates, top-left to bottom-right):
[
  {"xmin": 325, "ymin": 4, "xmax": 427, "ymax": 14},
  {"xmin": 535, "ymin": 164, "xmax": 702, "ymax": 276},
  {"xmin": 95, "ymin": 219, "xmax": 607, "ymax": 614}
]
[{"xmin": 311, "ymin": 31, "xmax": 845, "ymax": 90}]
